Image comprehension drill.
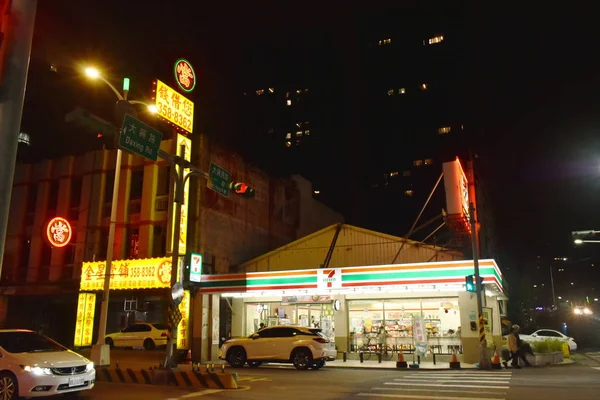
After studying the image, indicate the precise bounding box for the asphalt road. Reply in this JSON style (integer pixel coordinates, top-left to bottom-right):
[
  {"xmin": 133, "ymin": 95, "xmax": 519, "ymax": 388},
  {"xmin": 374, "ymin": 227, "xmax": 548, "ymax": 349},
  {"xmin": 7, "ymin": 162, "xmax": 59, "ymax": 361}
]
[{"xmin": 76, "ymin": 349, "xmax": 600, "ymax": 400}]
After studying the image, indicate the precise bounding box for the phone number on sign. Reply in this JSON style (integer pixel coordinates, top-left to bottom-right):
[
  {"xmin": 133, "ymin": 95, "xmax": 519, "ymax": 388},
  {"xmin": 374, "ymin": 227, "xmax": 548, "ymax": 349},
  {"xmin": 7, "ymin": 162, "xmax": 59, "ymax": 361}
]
[
  {"xmin": 157, "ymin": 103, "xmax": 192, "ymax": 131},
  {"xmin": 128, "ymin": 266, "xmax": 156, "ymax": 278}
]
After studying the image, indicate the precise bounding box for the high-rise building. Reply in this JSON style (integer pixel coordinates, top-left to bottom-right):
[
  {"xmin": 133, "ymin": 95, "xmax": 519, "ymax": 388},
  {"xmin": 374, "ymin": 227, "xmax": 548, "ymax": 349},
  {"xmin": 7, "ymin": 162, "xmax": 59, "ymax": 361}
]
[{"xmin": 236, "ymin": 3, "xmax": 475, "ymax": 248}]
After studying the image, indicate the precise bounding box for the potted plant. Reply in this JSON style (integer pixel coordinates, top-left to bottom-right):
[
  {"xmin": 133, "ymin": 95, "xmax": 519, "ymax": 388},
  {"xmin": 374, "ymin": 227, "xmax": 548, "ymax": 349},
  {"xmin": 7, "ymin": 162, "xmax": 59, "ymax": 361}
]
[{"xmin": 526, "ymin": 339, "xmax": 564, "ymax": 365}]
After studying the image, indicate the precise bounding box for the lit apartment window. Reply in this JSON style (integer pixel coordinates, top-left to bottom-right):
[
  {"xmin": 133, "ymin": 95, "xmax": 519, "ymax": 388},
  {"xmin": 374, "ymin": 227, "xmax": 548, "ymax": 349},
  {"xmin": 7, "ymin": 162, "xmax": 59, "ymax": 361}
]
[
  {"xmin": 256, "ymin": 89, "xmax": 264, "ymax": 95},
  {"xmin": 314, "ymin": 190, "xmax": 320, "ymax": 195},
  {"xmin": 286, "ymin": 99, "xmax": 292, "ymax": 106},
  {"xmin": 268, "ymin": 87, "xmax": 274, "ymax": 93},
  {"xmin": 286, "ymin": 133, "xmax": 292, "ymax": 139},
  {"xmin": 285, "ymin": 141, "xmax": 292, "ymax": 147},
  {"xmin": 296, "ymin": 122, "xmax": 302, "ymax": 127},
  {"xmin": 425, "ymin": 35, "xmax": 444, "ymax": 45},
  {"xmin": 399, "ymin": 88, "xmax": 406, "ymax": 94},
  {"xmin": 403, "ymin": 171, "xmax": 411, "ymax": 177},
  {"xmin": 389, "ymin": 172, "xmax": 399, "ymax": 177},
  {"xmin": 384, "ymin": 38, "xmax": 391, "ymax": 44},
  {"xmin": 424, "ymin": 158, "xmax": 433, "ymax": 165},
  {"xmin": 296, "ymin": 131, "xmax": 303, "ymax": 137},
  {"xmin": 378, "ymin": 40, "xmax": 383, "ymax": 46},
  {"xmin": 304, "ymin": 129, "xmax": 311, "ymax": 135},
  {"xmin": 304, "ymin": 88, "xmax": 309, "ymax": 93},
  {"xmin": 285, "ymin": 92, "xmax": 290, "ymax": 98},
  {"xmin": 413, "ymin": 160, "xmax": 423, "ymax": 167},
  {"xmin": 18, "ymin": 132, "xmax": 31, "ymax": 145},
  {"xmin": 438, "ymin": 126, "xmax": 451, "ymax": 134},
  {"xmin": 50, "ymin": 64, "xmax": 58, "ymax": 73},
  {"xmin": 420, "ymin": 83, "xmax": 428, "ymax": 91},
  {"xmin": 387, "ymin": 89, "xmax": 394, "ymax": 96},
  {"xmin": 405, "ymin": 189, "xmax": 414, "ymax": 196},
  {"xmin": 296, "ymin": 89, "xmax": 302, "ymax": 94}
]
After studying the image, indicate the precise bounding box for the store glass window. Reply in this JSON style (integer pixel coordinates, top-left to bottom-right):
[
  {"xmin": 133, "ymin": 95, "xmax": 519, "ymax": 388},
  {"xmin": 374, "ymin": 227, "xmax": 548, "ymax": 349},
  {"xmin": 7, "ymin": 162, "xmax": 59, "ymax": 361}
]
[{"xmin": 348, "ymin": 297, "xmax": 462, "ymax": 354}]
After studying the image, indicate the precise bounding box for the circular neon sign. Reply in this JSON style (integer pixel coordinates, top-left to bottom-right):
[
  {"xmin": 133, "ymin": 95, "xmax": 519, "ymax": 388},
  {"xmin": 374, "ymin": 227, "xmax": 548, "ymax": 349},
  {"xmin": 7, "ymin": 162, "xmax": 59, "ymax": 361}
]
[
  {"xmin": 45, "ymin": 217, "xmax": 72, "ymax": 248},
  {"xmin": 174, "ymin": 58, "xmax": 196, "ymax": 93}
]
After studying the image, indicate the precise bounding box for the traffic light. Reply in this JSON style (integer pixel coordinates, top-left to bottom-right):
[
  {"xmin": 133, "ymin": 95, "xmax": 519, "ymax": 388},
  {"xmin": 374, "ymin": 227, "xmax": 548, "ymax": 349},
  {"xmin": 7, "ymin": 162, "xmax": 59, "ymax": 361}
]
[
  {"xmin": 465, "ymin": 275, "xmax": 475, "ymax": 292},
  {"xmin": 230, "ymin": 182, "xmax": 256, "ymax": 199},
  {"xmin": 465, "ymin": 275, "xmax": 484, "ymax": 292}
]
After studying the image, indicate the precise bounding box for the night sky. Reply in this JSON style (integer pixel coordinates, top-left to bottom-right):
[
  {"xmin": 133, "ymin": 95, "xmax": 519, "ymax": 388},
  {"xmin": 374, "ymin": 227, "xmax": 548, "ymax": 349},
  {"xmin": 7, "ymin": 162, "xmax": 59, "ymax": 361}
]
[{"xmin": 24, "ymin": 1, "xmax": 600, "ymax": 289}]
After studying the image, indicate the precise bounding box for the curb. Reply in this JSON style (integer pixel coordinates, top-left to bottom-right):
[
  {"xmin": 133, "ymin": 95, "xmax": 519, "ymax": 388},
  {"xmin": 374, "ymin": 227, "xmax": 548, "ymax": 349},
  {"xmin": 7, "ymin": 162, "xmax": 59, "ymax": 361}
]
[{"xmin": 95, "ymin": 368, "xmax": 238, "ymax": 389}]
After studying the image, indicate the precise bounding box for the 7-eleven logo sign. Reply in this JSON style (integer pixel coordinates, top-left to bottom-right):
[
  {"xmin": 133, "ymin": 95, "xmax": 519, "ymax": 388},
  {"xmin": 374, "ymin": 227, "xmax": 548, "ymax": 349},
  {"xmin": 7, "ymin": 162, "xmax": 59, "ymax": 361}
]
[{"xmin": 319, "ymin": 269, "xmax": 341, "ymax": 289}]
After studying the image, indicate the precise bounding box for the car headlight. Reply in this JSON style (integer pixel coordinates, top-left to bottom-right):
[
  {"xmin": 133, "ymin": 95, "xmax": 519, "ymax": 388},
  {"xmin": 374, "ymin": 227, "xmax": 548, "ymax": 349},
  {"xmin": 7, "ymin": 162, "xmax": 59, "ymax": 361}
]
[
  {"xmin": 86, "ymin": 362, "xmax": 94, "ymax": 372},
  {"xmin": 21, "ymin": 365, "xmax": 53, "ymax": 375}
]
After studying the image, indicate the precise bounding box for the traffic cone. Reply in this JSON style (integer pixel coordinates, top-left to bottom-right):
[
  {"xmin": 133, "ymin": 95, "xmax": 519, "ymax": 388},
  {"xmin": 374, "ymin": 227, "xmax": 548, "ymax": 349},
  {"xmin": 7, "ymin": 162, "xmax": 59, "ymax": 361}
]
[
  {"xmin": 449, "ymin": 349, "xmax": 461, "ymax": 369},
  {"xmin": 396, "ymin": 352, "xmax": 408, "ymax": 369},
  {"xmin": 491, "ymin": 348, "xmax": 502, "ymax": 369}
]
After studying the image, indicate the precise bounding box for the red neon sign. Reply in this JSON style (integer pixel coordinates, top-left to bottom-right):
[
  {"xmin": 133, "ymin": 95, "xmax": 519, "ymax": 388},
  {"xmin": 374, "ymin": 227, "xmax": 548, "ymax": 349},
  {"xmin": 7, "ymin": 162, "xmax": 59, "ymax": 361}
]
[
  {"xmin": 174, "ymin": 58, "xmax": 196, "ymax": 93},
  {"xmin": 45, "ymin": 217, "xmax": 72, "ymax": 248}
]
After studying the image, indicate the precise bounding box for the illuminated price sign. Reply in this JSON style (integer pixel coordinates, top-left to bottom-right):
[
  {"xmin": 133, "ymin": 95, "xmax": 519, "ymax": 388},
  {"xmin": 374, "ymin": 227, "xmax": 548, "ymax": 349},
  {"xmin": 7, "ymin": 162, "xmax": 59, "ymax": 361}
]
[{"xmin": 154, "ymin": 80, "xmax": 194, "ymax": 133}]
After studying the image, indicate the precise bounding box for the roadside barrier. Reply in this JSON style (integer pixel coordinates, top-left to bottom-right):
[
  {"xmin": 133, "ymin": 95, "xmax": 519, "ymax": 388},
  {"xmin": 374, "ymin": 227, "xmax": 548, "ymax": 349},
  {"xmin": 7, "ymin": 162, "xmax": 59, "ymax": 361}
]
[{"xmin": 95, "ymin": 367, "xmax": 238, "ymax": 389}]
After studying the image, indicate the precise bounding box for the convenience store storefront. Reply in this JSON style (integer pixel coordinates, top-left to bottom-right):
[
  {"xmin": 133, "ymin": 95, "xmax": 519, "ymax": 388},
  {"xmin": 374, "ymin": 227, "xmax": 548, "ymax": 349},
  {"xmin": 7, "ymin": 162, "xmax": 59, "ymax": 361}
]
[{"xmin": 199, "ymin": 259, "xmax": 507, "ymax": 364}]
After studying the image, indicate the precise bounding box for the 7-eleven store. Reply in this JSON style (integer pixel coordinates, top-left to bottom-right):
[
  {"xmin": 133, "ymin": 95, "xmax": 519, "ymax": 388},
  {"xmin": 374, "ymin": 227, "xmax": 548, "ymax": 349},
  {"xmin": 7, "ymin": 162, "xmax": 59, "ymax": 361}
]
[{"xmin": 198, "ymin": 225, "xmax": 508, "ymax": 365}]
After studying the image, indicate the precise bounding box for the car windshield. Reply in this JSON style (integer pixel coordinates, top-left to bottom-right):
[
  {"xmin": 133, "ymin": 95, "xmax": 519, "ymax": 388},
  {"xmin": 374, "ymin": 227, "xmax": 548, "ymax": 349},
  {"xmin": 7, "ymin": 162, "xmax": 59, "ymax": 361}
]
[
  {"xmin": 152, "ymin": 323, "xmax": 168, "ymax": 330},
  {"xmin": 0, "ymin": 331, "xmax": 66, "ymax": 353}
]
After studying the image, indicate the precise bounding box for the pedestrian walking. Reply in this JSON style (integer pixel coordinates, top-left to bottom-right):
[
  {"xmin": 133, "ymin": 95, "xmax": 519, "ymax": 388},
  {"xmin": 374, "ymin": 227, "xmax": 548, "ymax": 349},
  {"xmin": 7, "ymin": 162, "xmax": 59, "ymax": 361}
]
[{"xmin": 503, "ymin": 324, "xmax": 532, "ymax": 368}]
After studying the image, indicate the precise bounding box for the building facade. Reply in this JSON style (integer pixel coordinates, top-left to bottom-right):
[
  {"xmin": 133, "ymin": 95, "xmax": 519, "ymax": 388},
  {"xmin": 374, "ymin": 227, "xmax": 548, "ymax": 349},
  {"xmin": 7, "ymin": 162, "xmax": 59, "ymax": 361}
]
[
  {"xmin": 0, "ymin": 133, "xmax": 343, "ymax": 346},
  {"xmin": 197, "ymin": 224, "xmax": 508, "ymax": 365}
]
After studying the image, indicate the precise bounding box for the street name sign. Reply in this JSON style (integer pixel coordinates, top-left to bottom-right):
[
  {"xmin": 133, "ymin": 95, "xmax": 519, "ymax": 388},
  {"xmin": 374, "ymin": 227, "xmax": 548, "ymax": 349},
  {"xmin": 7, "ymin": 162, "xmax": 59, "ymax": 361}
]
[
  {"xmin": 208, "ymin": 162, "xmax": 231, "ymax": 197},
  {"xmin": 119, "ymin": 114, "xmax": 163, "ymax": 161}
]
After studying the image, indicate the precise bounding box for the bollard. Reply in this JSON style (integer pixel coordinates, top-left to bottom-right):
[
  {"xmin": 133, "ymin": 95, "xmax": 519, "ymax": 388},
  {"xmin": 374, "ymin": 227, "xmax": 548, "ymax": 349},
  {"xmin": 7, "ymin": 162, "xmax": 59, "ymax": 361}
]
[
  {"xmin": 377, "ymin": 352, "xmax": 382, "ymax": 363},
  {"xmin": 221, "ymin": 364, "xmax": 225, "ymax": 373},
  {"xmin": 343, "ymin": 352, "xmax": 347, "ymax": 362},
  {"xmin": 205, "ymin": 364, "xmax": 210, "ymax": 373},
  {"xmin": 359, "ymin": 352, "xmax": 364, "ymax": 363}
]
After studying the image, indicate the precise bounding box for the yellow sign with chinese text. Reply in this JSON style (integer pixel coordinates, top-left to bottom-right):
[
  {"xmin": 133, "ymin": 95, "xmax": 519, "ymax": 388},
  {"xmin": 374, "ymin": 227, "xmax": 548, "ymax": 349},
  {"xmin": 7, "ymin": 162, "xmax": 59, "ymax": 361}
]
[
  {"xmin": 171, "ymin": 134, "xmax": 191, "ymax": 256},
  {"xmin": 80, "ymin": 257, "xmax": 172, "ymax": 291},
  {"xmin": 177, "ymin": 290, "xmax": 191, "ymax": 350},
  {"xmin": 74, "ymin": 293, "xmax": 96, "ymax": 347},
  {"xmin": 155, "ymin": 80, "xmax": 194, "ymax": 133}
]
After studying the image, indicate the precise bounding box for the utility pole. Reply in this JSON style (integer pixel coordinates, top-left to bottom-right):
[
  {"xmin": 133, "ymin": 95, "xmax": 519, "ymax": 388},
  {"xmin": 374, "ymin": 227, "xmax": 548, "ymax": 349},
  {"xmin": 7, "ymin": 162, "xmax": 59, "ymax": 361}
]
[
  {"xmin": 469, "ymin": 202, "xmax": 490, "ymax": 369},
  {"xmin": 0, "ymin": 0, "xmax": 37, "ymax": 278}
]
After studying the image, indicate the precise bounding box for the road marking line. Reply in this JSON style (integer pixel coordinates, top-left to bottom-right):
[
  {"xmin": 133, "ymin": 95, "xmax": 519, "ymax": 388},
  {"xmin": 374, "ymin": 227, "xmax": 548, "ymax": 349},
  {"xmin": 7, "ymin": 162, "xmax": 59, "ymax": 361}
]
[
  {"xmin": 372, "ymin": 387, "xmax": 506, "ymax": 395},
  {"xmin": 385, "ymin": 382, "xmax": 509, "ymax": 389},
  {"xmin": 394, "ymin": 379, "xmax": 509, "ymax": 384},
  {"xmin": 592, "ymin": 367, "xmax": 600, "ymax": 370},
  {"xmin": 401, "ymin": 376, "xmax": 510, "ymax": 381},
  {"xmin": 180, "ymin": 389, "xmax": 225, "ymax": 398},
  {"xmin": 357, "ymin": 393, "xmax": 505, "ymax": 400},
  {"xmin": 407, "ymin": 372, "xmax": 512, "ymax": 375}
]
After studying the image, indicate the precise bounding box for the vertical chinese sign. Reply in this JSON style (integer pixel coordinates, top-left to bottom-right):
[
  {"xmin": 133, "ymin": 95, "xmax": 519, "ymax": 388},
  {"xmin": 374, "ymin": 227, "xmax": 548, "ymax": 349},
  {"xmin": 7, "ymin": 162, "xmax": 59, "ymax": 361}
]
[
  {"xmin": 74, "ymin": 293, "xmax": 96, "ymax": 347},
  {"xmin": 413, "ymin": 315, "xmax": 427, "ymax": 356},
  {"xmin": 177, "ymin": 290, "xmax": 191, "ymax": 350},
  {"xmin": 172, "ymin": 133, "xmax": 191, "ymax": 258},
  {"xmin": 482, "ymin": 306, "xmax": 494, "ymax": 348}
]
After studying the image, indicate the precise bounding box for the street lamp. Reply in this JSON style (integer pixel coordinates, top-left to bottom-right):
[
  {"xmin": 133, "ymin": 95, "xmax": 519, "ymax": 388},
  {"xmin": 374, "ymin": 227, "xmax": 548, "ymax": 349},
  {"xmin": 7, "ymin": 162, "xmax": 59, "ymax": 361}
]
[{"xmin": 83, "ymin": 67, "xmax": 153, "ymax": 367}]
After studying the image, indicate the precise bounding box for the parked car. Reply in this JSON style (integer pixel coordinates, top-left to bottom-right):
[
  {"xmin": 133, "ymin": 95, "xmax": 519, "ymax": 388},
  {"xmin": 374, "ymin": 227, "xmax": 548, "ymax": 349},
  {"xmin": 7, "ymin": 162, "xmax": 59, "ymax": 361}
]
[
  {"xmin": 0, "ymin": 329, "xmax": 95, "ymax": 399},
  {"xmin": 219, "ymin": 325, "xmax": 331, "ymax": 370},
  {"xmin": 105, "ymin": 323, "xmax": 168, "ymax": 350},
  {"xmin": 519, "ymin": 329, "xmax": 577, "ymax": 351}
]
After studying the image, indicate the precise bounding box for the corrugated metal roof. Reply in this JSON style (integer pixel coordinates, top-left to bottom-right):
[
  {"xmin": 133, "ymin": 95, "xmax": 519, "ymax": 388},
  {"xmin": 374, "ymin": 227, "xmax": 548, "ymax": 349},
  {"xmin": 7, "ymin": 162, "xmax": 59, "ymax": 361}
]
[{"xmin": 241, "ymin": 223, "xmax": 464, "ymax": 272}]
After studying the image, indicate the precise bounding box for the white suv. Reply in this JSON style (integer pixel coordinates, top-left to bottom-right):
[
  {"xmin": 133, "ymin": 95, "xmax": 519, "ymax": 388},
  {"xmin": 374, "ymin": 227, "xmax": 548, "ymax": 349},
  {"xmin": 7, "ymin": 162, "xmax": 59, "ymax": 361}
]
[{"xmin": 220, "ymin": 326, "xmax": 330, "ymax": 370}]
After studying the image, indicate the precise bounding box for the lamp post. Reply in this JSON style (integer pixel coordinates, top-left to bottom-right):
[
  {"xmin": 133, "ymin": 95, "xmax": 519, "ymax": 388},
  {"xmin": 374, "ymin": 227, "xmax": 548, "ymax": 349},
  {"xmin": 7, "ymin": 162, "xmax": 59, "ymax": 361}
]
[{"xmin": 84, "ymin": 68, "xmax": 155, "ymax": 366}]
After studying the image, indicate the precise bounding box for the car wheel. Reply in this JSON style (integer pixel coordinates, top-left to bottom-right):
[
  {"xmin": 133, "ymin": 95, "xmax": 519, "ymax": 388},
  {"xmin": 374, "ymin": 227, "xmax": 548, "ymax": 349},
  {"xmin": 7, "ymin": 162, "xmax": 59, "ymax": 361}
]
[
  {"xmin": 105, "ymin": 338, "xmax": 114, "ymax": 349},
  {"xmin": 247, "ymin": 361, "xmax": 262, "ymax": 368},
  {"xmin": 292, "ymin": 348, "xmax": 312, "ymax": 370},
  {"xmin": 143, "ymin": 338, "xmax": 156, "ymax": 350},
  {"xmin": 310, "ymin": 360, "xmax": 325, "ymax": 370},
  {"xmin": 0, "ymin": 372, "xmax": 18, "ymax": 400},
  {"xmin": 227, "ymin": 347, "xmax": 247, "ymax": 368}
]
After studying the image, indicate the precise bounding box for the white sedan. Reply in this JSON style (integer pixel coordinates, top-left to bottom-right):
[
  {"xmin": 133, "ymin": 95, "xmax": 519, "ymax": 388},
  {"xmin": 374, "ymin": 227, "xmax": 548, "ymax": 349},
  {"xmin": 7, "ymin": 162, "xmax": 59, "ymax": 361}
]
[
  {"xmin": 105, "ymin": 323, "xmax": 168, "ymax": 350},
  {"xmin": 0, "ymin": 329, "xmax": 95, "ymax": 399},
  {"xmin": 520, "ymin": 329, "xmax": 577, "ymax": 351}
]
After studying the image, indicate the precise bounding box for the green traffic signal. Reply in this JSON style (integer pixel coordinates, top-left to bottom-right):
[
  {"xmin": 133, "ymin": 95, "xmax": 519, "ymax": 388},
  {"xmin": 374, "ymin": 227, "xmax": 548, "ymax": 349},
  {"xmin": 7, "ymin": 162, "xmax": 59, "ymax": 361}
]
[{"xmin": 465, "ymin": 275, "xmax": 475, "ymax": 292}]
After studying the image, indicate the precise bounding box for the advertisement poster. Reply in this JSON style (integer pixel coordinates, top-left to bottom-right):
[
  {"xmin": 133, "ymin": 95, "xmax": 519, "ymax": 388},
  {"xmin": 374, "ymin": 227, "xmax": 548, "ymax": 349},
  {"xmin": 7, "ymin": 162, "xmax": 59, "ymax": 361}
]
[
  {"xmin": 482, "ymin": 307, "xmax": 494, "ymax": 348},
  {"xmin": 212, "ymin": 317, "xmax": 220, "ymax": 345}
]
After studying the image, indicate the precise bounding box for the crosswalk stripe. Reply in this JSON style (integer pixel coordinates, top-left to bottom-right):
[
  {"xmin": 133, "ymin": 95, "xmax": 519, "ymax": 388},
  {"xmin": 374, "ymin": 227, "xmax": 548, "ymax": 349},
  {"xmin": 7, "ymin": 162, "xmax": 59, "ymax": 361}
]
[
  {"xmin": 400, "ymin": 376, "xmax": 510, "ymax": 381},
  {"xmin": 373, "ymin": 387, "xmax": 506, "ymax": 396},
  {"xmin": 385, "ymin": 382, "xmax": 509, "ymax": 390},
  {"xmin": 408, "ymin": 372, "xmax": 512, "ymax": 376},
  {"xmin": 357, "ymin": 393, "xmax": 504, "ymax": 400},
  {"xmin": 592, "ymin": 367, "xmax": 600, "ymax": 370},
  {"xmin": 394, "ymin": 379, "xmax": 509, "ymax": 385}
]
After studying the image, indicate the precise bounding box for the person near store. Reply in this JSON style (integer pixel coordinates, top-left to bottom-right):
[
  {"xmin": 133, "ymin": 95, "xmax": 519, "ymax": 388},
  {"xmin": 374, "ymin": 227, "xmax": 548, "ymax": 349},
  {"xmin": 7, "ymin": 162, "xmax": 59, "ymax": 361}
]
[
  {"xmin": 503, "ymin": 324, "xmax": 531, "ymax": 368},
  {"xmin": 258, "ymin": 323, "xmax": 266, "ymax": 331}
]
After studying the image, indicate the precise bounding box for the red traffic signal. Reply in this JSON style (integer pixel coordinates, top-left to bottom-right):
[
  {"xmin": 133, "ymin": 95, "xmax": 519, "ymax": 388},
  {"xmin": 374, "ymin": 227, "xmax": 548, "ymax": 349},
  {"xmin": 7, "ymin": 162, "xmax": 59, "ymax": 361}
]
[{"xmin": 229, "ymin": 182, "xmax": 255, "ymax": 198}]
